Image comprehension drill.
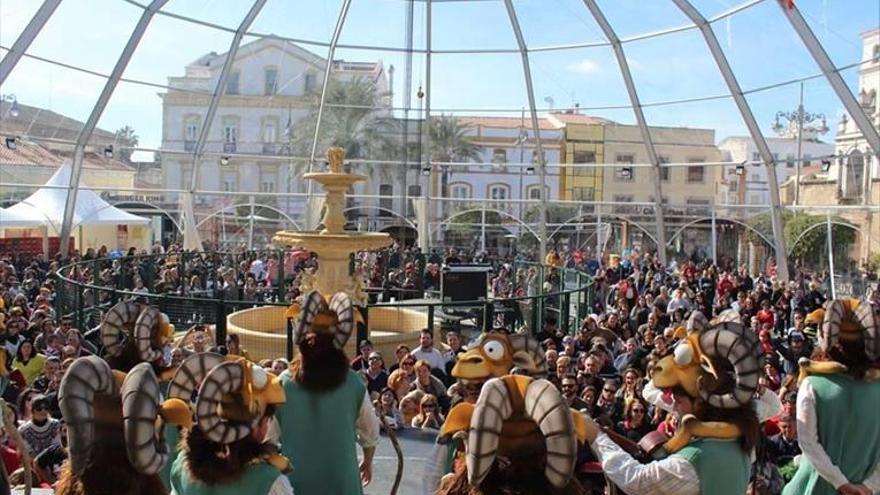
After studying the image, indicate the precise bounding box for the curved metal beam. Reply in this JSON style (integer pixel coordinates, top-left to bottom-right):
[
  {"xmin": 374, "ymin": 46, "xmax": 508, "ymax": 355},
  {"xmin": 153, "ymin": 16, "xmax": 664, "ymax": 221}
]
[
  {"xmin": 432, "ymin": 207, "xmax": 541, "ymax": 240},
  {"xmin": 502, "ymin": 0, "xmax": 548, "ymax": 263},
  {"xmin": 307, "ymin": 0, "xmax": 354, "ymax": 169},
  {"xmin": 342, "ymin": 206, "xmax": 418, "ymax": 230},
  {"xmin": 665, "ymin": 215, "xmax": 775, "ymax": 250},
  {"xmin": 58, "ymin": 0, "xmax": 170, "ymax": 258},
  {"xmin": 671, "ymin": 0, "xmax": 790, "ymax": 281},
  {"xmin": 195, "ymin": 203, "xmax": 301, "ymax": 230},
  {"xmin": 581, "ymin": 0, "xmax": 667, "ymax": 266},
  {"xmin": 111, "ymin": 200, "xmax": 183, "ymax": 233},
  {"xmin": 187, "ymin": 0, "xmax": 268, "ymax": 188},
  {"xmin": 0, "ymin": 0, "xmax": 63, "ymax": 86},
  {"xmin": 788, "ymin": 220, "xmax": 861, "ymax": 255},
  {"xmin": 546, "ymin": 212, "xmax": 660, "ymax": 247}
]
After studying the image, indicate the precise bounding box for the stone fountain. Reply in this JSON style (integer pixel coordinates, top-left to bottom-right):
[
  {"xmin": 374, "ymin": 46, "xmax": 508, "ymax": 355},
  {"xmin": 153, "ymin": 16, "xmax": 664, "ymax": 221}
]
[
  {"xmin": 272, "ymin": 147, "xmax": 393, "ymax": 298},
  {"xmin": 226, "ymin": 148, "xmax": 429, "ymax": 361}
]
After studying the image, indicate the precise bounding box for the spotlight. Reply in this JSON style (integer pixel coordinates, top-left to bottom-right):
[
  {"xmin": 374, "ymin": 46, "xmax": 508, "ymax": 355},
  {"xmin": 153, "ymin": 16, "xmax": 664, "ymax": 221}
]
[
  {"xmin": 103, "ymin": 145, "xmax": 114, "ymax": 159},
  {"xmin": 821, "ymin": 159, "xmax": 831, "ymax": 172},
  {"xmin": 5, "ymin": 136, "xmax": 17, "ymax": 150},
  {"xmin": 735, "ymin": 163, "xmax": 745, "ymax": 176},
  {"xmin": 421, "ymin": 164, "xmax": 431, "ymax": 175},
  {"xmin": 220, "ymin": 155, "xmax": 231, "ymax": 166},
  {"xmin": 8, "ymin": 101, "xmax": 19, "ymax": 118},
  {"xmin": 619, "ymin": 167, "xmax": 632, "ymax": 180},
  {"xmin": 526, "ymin": 166, "xmax": 535, "ymax": 175}
]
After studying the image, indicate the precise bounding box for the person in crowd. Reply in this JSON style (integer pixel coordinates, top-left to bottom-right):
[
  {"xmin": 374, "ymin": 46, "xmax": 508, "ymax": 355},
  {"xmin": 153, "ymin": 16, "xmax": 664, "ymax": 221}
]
[
  {"xmin": 225, "ymin": 333, "xmax": 252, "ymax": 360},
  {"xmin": 388, "ymin": 344, "xmax": 411, "ymax": 374},
  {"xmin": 399, "ymin": 390, "xmax": 423, "ymax": 426},
  {"xmin": 412, "ymin": 360, "xmax": 449, "ymax": 412},
  {"xmin": 376, "ymin": 387, "xmax": 405, "ymax": 430},
  {"xmin": 560, "ymin": 375, "xmax": 588, "ymax": 411},
  {"xmin": 12, "ymin": 340, "xmax": 46, "ymax": 386},
  {"xmin": 614, "ymin": 397, "xmax": 654, "ymax": 443},
  {"xmin": 410, "ymin": 394, "xmax": 443, "ymax": 430},
  {"xmin": 361, "ymin": 351, "xmax": 389, "ymax": 396},
  {"xmin": 768, "ymin": 414, "xmax": 801, "ymax": 467},
  {"xmin": 351, "ymin": 339, "xmax": 374, "ymax": 373},
  {"xmin": 17, "ymin": 395, "xmax": 61, "ymax": 458},
  {"xmin": 411, "ymin": 330, "xmax": 446, "ymax": 377}
]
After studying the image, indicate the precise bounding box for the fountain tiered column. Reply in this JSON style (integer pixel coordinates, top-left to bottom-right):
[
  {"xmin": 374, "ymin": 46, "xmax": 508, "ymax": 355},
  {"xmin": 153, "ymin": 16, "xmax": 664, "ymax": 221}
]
[{"xmin": 272, "ymin": 147, "xmax": 392, "ymax": 297}]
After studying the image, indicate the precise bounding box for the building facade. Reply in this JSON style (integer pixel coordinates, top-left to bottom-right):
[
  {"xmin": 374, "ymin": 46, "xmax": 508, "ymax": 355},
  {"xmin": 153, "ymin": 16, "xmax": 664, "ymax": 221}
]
[{"xmin": 160, "ymin": 38, "xmax": 389, "ymax": 220}]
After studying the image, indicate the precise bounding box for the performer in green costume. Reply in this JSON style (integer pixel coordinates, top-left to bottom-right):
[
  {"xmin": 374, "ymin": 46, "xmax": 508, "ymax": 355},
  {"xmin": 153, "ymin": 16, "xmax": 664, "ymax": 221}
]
[
  {"xmin": 274, "ymin": 290, "xmax": 379, "ymax": 495},
  {"xmin": 583, "ymin": 311, "xmax": 763, "ymax": 495},
  {"xmin": 784, "ymin": 299, "xmax": 880, "ymax": 495},
  {"xmin": 170, "ymin": 358, "xmax": 292, "ymax": 495}
]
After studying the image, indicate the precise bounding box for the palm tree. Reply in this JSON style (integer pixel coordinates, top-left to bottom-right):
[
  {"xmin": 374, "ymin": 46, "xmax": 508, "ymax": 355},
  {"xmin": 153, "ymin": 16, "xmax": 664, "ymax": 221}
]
[{"xmin": 427, "ymin": 115, "xmax": 481, "ymax": 220}]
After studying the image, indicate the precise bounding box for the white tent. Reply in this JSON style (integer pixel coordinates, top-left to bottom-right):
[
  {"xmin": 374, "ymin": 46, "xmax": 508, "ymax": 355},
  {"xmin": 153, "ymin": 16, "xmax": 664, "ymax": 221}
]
[
  {"xmin": 0, "ymin": 207, "xmax": 45, "ymax": 228},
  {"xmin": 4, "ymin": 161, "xmax": 149, "ymax": 231}
]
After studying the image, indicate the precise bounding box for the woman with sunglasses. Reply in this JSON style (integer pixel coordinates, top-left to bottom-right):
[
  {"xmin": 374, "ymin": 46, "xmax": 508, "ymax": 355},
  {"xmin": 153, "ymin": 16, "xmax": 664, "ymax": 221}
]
[
  {"xmin": 411, "ymin": 394, "xmax": 444, "ymax": 430},
  {"xmin": 16, "ymin": 395, "xmax": 61, "ymax": 458},
  {"xmin": 614, "ymin": 398, "xmax": 654, "ymax": 443}
]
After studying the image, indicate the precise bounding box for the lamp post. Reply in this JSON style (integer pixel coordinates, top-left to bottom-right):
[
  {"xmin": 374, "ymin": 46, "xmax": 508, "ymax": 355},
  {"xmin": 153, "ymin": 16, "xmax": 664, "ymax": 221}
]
[{"xmin": 772, "ymin": 82, "xmax": 829, "ymax": 206}]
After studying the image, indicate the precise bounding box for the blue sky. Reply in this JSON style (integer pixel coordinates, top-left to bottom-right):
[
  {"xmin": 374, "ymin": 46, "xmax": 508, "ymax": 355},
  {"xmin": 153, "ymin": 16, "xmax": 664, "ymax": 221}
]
[{"xmin": 1, "ymin": 0, "xmax": 878, "ymax": 157}]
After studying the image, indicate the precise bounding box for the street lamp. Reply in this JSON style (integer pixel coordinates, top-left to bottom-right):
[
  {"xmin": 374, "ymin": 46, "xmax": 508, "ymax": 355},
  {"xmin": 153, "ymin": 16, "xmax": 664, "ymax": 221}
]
[{"xmin": 771, "ymin": 82, "xmax": 829, "ymax": 206}]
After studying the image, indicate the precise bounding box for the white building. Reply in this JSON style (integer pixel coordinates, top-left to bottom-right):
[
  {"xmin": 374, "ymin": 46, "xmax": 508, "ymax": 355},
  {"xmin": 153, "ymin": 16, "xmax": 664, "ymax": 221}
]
[
  {"xmin": 160, "ymin": 38, "xmax": 388, "ymax": 218},
  {"xmin": 455, "ymin": 116, "xmax": 562, "ymax": 219},
  {"xmin": 717, "ymin": 136, "xmax": 833, "ymax": 206}
]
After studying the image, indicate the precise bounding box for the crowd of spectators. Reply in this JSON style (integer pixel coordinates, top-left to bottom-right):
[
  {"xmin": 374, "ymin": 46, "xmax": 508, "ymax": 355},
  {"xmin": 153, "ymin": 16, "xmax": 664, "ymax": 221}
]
[{"xmin": 0, "ymin": 241, "xmax": 878, "ymax": 492}]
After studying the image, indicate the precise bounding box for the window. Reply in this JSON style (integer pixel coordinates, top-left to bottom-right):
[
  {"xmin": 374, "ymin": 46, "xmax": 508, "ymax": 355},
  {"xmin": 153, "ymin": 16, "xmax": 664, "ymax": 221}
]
[
  {"xmin": 687, "ymin": 164, "xmax": 704, "ymax": 183},
  {"xmin": 612, "ymin": 194, "xmax": 635, "ymax": 214},
  {"xmin": 304, "ymin": 73, "xmax": 317, "ymax": 92},
  {"xmin": 184, "ymin": 116, "xmax": 199, "ymax": 151},
  {"xmin": 450, "ymin": 184, "xmax": 471, "ymax": 199},
  {"xmin": 659, "ymin": 156, "xmax": 670, "ymax": 182},
  {"xmin": 729, "ymin": 180, "xmax": 738, "ymax": 192},
  {"xmin": 407, "ymin": 185, "xmax": 421, "ymax": 216},
  {"xmin": 492, "ymin": 149, "xmax": 507, "ymax": 164},
  {"xmin": 752, "ymin": 152, "xmax": 761, "ymax": 163},
  {"xmin": 616, "ymin": 154, "xmax": 635, "ymax": 181},
  {"xmin": 262, "ymin": 119, "xmax": 277, "ymax": 153},
  {"xmin": 572, "ymin": 151, "xmax": 595, "ymax": 176},
  {"xmin": 803, "ymin": 154, "xmax": 812, "ymax": 167},
  {"xmin": 225, "ymin": 71, "xmax": 240, "ymax": 95},
  {"xmin": 379, "ymin": 184, "xmax": 393, "ymax": 215},
  {"xmin": 488, "ymin": 184, "xmax": 509, "ymax": 201},
  {"xmin": 259, "ymin": 166, "xmax": 277, "ymax": 193},
  {"xmin": 222, "ymin": 118, "xmax": 238, "ymax": 152},
  {"xmin": 686, "ymin": 198, "xmax": 711, "ymax": 215},
  {"xmin": 572, "ymin": 187, "xmax": 594, "ymax": 201},
  {"xmin": 874, "ymin": 44, "xmax": 880, "ymax": 62},
  {"xmin": 527, "ymin": 185, "xmax": 547, "ymax": 200},
  {"xmin": 532, "ymin": 150, "xmax": 545, "ymax": 164},
  {"xmin": 222, "ymin": 172, "xmax": 237, "ymax": 192},
  {"xmin": 786, "ymin": 154, "xmax": 795, "ymax": 168},
  {"xmin": 264, "ymin": 67, "xmax": 278, "ymax": 95}
]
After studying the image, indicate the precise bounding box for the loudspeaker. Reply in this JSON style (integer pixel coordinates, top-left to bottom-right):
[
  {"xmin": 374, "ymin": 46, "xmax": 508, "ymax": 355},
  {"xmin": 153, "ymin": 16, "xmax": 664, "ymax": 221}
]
[{"xmin": 441, "ymin": 264, "xmax": 492, "ymax": 303}]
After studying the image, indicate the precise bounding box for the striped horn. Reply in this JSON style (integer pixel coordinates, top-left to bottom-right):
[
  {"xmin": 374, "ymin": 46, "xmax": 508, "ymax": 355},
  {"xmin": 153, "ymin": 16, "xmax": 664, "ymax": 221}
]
[
  {"xmin": 523, "ymin": 379, "xmax": 576, "ymax": 487},
  {"xmin": 121, "ymin": 362, "xmax": 166, "ymax": 474},
  {"xmin": 167, "ymin": 353, "xmax": 225, "ymax": 402},
  {"xmin": 697, "ymin": 322, "xmax": 761, "ymax": 409},
  {"xmin": 101, "ymin": 301, "xmax": 141, "ymax": 357},
  {"xmin": 195, "ymin": 361, "xmax": 250, "ymax": 444},
  {"xmin": 855, "ymin": 303, "xmax": 880, "ymax": 361},
  {"xmin": 508, "ymin": 334, "xmax": 547, "ymax": 377},
  {"xmin": 820, "ymin": 300, "xmax": 845, "ymax": 353},
  {"xmin": 329, "ymin": 292, "xmax": 355, "ymax": 350},
  {"xmin": 134, "ymin": 307, "xmax": 163, "ymax": 363},
  {"xmin": 295, "ymin": 290, "xmax": 330, "ymax": 345},
  {"xmin": 466, "ymin": 378, "xmax": 513, "ymax": 486},
  {"xmin": 59, "ymin": 356, "xmax": 118, "ymax": 475}
]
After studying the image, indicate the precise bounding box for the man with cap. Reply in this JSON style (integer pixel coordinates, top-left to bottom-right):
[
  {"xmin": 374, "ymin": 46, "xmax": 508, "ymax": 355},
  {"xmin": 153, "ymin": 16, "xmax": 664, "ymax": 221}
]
[
  {"xmin": 350, "ymin": 338, "xmax": 374, "ymax": 373},
  {"xmin": 780, "ymin": 329, "xmax": 810, "ymax": 376}
]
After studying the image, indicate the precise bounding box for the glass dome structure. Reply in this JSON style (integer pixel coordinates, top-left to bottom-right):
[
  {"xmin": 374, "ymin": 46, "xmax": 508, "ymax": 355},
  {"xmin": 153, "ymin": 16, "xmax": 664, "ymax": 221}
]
[{"xmin": 1, "ymin": 0, "xmax": 879, "ymax": 288}]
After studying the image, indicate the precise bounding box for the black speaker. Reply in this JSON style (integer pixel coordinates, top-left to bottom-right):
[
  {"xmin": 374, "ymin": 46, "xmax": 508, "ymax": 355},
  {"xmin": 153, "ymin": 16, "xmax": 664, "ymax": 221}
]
[{"xmin": 441, "ymin": 264, "xmax": 492, "ymax": 303}]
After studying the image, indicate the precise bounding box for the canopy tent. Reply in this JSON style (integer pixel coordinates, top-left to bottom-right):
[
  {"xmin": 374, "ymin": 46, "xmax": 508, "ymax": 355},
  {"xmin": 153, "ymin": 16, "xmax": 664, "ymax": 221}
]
[
  {"xmin": 0, "ymin": 207, "xmax": 44, "ymax": 228},
  {"xmin": 4, "ymin": 161, "xmax": 149, "ymax": 231}
]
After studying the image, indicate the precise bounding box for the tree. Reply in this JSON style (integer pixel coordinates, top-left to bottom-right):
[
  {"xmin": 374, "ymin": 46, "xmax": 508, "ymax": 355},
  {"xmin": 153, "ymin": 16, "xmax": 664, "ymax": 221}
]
[
  {"xmin": 747, "ymin": 212, "xmax": 856, "ymax": 269},
  {"xmin": 427, "ymin": 115, "xmax": 482, "ymax": 219},
  {"xmin": 114, "ymin": 125, "xmax": 139, "ymax": 161}
]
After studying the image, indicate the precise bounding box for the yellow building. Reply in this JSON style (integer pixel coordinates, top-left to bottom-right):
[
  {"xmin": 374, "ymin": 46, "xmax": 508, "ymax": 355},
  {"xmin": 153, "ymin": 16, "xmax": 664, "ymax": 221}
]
[{"xmin": 549, "ymin": 113, "xmax": 609, "ymax": 203}]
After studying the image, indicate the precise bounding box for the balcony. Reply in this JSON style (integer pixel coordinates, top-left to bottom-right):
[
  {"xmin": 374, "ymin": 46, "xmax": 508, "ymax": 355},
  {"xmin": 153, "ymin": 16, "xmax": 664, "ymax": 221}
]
[
  {"xmin": 223, "ymin": 142, "xmax": 237, "ymax": 153},
  {"xmin": 184, "ymin": 140, "xmax": 196, "ymax": 152},
  {"xmin": 262, "ymin": 142, "xmax": 277, "ymax": 155}
]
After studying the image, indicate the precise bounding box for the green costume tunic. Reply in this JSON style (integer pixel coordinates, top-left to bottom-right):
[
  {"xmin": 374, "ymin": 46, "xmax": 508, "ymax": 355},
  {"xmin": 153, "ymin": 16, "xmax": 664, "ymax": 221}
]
[
  {"xmin": 783, "ymin": 374, "xmax": 880, "ymax": 495},
  {"xmin": 275, "ymin": 368, "xmax": 366, "ymax": 495},
  {"xmin": 169, "ymin": 451, "xmax": 281, "ymax": 495},
  {"xmin": 675, "ymin": 439, "xmax": 751, "ymax": 495}
]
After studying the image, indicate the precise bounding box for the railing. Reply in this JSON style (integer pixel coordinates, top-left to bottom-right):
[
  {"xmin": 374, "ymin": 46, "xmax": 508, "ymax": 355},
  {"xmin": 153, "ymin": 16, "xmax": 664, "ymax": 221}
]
[{"xmin": 53, "ymin": 251, "xmax": 594, "ymax": 359}]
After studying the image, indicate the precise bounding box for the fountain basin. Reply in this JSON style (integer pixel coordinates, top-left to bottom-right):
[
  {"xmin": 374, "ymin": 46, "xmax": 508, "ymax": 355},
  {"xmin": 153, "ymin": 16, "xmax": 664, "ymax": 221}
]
[{"xmin": 226, "ymin": 305, "xmax": 434, "ymax": 362}]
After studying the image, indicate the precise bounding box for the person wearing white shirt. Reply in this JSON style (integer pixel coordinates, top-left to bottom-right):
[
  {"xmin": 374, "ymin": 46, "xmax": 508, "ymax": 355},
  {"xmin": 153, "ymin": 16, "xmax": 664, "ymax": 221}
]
[{"xmin": 411, "ymin": 330, "xmax": 446, "ymax": 375}]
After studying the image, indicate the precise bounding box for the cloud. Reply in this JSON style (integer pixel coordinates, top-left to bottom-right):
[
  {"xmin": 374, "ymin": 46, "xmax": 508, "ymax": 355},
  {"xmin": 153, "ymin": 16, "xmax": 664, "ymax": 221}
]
[{"xmin": 565, "ymin": 59, "xmax": 601, "ymax": 75}]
